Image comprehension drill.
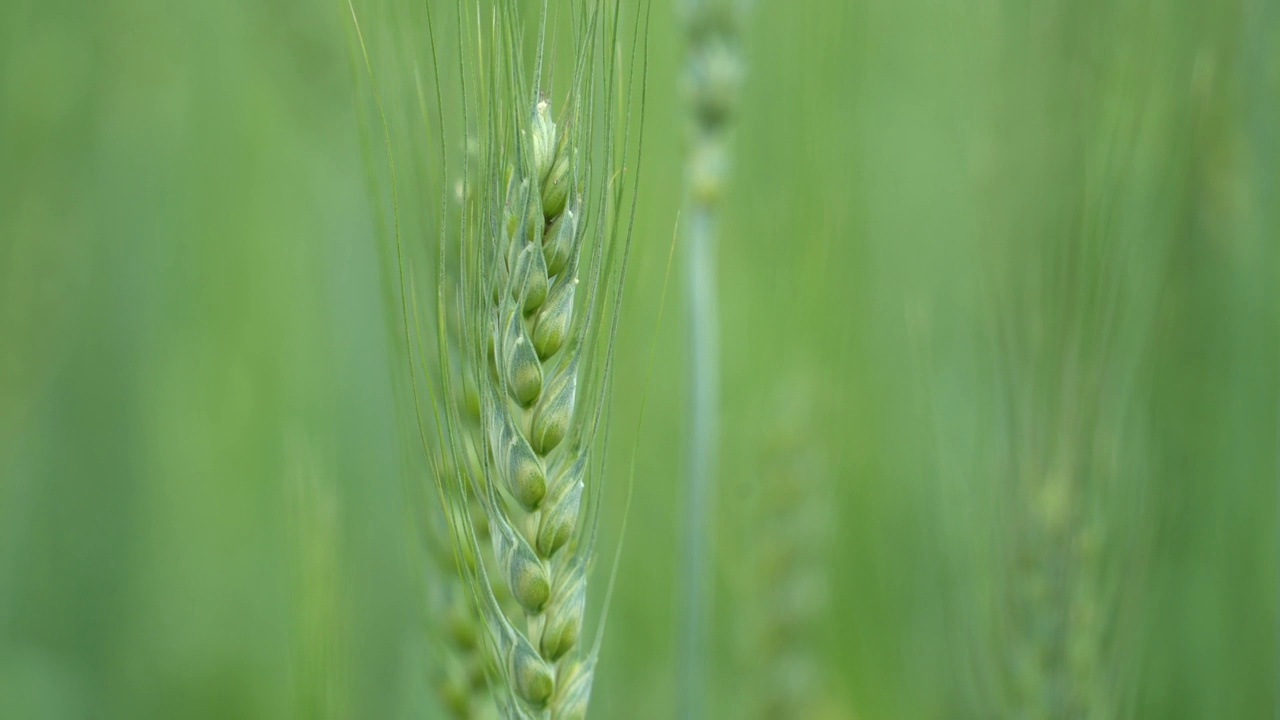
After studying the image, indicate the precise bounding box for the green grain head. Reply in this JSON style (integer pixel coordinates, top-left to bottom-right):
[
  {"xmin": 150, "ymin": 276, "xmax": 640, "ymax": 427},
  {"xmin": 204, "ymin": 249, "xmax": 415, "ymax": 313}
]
[{"xmin": 414, "ymin": 1, "xmax": 650, "ymax": 717}]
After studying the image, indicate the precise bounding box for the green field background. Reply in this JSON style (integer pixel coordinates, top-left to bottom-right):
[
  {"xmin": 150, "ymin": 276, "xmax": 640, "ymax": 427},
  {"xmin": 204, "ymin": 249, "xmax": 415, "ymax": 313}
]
[{"xmin": 2, "ymin": 0, "xmax": 1277, "ymax": 717}]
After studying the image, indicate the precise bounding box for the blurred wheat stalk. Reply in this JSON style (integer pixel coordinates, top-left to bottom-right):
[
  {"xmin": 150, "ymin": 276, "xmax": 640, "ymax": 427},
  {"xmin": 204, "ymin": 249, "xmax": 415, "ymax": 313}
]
[
  {"xmin": 935, "ymin": 3, "xmax": 1210, "ymax": 717},
  {"xmin": 678, "ymin": 0, "xmax": 746, "ymax": 715}
]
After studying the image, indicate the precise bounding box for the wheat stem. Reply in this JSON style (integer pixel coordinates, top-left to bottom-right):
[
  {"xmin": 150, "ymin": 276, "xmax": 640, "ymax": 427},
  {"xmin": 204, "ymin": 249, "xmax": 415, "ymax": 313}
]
[
  {"xmin": 679, "ymin": 2, "xmax": 745, "ymax": 716},
  {"xmin": 680, "ymin": 203, "xmax": 717, "ymax": 720}
]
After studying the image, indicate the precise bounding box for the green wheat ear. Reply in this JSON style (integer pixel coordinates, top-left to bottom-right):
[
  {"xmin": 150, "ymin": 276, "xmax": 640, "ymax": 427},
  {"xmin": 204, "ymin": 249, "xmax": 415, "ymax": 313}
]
[
  {"xmin": 473, "ymin": 92, "xmax": 593, "ymax": 714},
  {"xmin": 347, "ymin": 0, "xmax": 647, "ymax": 716},
  {"xmin": 416, "ymin": 1, "xmax": 651, "ymax": 717}
]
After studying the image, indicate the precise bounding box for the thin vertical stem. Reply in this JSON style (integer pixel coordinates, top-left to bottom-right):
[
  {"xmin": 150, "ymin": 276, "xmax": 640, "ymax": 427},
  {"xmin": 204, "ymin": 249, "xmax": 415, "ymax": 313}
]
[
  {"xmin": 680, "ymin": 2, "xmax": 742, "ymax": 715},
  {"xmin": 681, "ymin": 202, "xmax": 718, "ymax": 720}
]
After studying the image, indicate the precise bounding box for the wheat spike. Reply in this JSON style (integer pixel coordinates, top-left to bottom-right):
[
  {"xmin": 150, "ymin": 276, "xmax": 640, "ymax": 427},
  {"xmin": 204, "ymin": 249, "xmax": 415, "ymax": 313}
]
[
  {"xmin": 471, "ymin": 97, "xmax": 592, "ymax": 715},
  {"xmin": 424, "ymin": 2, "xmax": 648, "ymax": 716}
]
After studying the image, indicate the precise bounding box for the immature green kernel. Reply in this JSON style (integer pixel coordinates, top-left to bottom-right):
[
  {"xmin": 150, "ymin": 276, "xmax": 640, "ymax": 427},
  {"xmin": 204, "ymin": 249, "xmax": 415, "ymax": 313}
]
[
  {"xmin": 489, "ymin": 400, "xmax": 546, "ymax": 508},
  {"xmin": 533, "ymin": 278, "xmax": 576, "ymax": 360},
  {"xmin": 509, "ymin": 637, "xmax": 554, "ymax": 708},
  {"xmin": 531, "ymin": 100, "xmax": 558, "ymax": 182},
  {"xmin": 505, "ymin": 540, "xmax": 551, "ymax": 613},
  {"xmin": 502, "ymin": 310, "xmax": 543, "ymax": 406},
  {"xmin": 536, "ymin": 458, "xmax": 585, "ymax": 557},
  {"xmin": 510, "ymin": 242, "xmax": 549, "ymax": 313},
  {"xmin": 542, "ymin": 151, "xmax": 572, "ymax": 220},
  {"xmin": 542, "ymin": 203, "xmax": 579, "ymax": 277},
  {"xmin": 502, "ymin": 424, "xmax": 545, "ymax": 510},
  {"xmin": 530, "ymin": 362, "xmax": 577, "ymax": 454},
  {"xmin": 503, "ymin": 179, "xmax": 543, "ymax": 255},
  {"xmin": 539, "ymin": 570, "xmax": 587, "ymax": 661}
]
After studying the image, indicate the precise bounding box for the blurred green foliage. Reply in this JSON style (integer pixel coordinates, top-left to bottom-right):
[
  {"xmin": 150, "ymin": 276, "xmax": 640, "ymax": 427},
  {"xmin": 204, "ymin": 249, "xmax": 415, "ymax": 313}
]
[{"xmin": 1, "ymin": 0, "xmax": 1277, "ymax": 718}]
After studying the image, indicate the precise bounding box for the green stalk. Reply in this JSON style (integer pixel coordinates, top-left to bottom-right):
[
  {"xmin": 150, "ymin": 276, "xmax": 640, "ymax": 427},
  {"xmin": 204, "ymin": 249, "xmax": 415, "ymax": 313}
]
[
  {"xmin": 679, "ymin": 2, "xmax": 744, "ymax": 716},
  {"xmin": 680, "ymin": 203, "xmax": 718, "ymax": 720}
]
